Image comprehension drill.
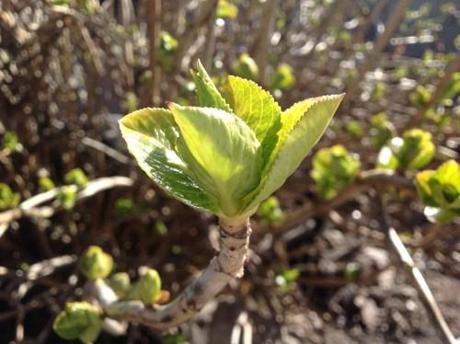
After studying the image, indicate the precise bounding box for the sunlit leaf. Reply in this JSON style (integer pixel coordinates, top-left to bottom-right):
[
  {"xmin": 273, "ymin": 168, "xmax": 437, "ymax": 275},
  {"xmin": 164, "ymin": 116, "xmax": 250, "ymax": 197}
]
[
  {"xmin": 119, "ymin": 108, "xmax": 216, "ymax": 212},
  {"xmin": 169, "ymin": 103, "xmax": 262, "ymax": 216},
  {"xmin": 245, "ymin": 94, "xmax": 344, "ymax": 210},
  {"xmin": 223, "ymin": 75, "xmax": 281, "ymax": 161},
  {"xmin": 191, "ymin": 60, "xmax": 232, "ymax": 112}
]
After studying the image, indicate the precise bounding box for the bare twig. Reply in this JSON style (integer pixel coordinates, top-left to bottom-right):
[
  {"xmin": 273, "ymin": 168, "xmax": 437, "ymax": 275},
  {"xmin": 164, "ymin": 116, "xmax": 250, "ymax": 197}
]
[
  {"xmin": 407, "ymin": 55, "xmax": 460, "ymax": 128},
  {"xmin": 252, "ymin": 0, "xmax": 278, "ymax": 85},
  {"xmin": 256, "ymin": 170, "xmax": 414, "ymax": 234},
  {"xmin": 344, "ymin": 0, "xmax": 413, "ymax": 105},
  {"xmin": 82, "ymin": 137, "xmax": 130, "ymax": 164},
  {"xmin": 377, "ymin": 196, "xmax": 457, "ymax": 344},
  {"xmin": 145, "ymin": 0, "xmax": 162, "ymax": 106},
  {"xmin": 0, "ymin": 176, "xmax": 133, "ymax": 227}
]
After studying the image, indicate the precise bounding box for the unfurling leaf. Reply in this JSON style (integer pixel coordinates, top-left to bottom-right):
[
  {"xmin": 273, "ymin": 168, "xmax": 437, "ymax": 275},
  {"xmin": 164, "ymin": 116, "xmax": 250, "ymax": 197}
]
[
  {"xmin": 120, "ymin": 61, "xmax": 343, "ymax": 222},
  {"xmin": 53, "ymin": 302, "xmax": 102, "ymax": 343},
  {"xmin": 311, "ymin": 145, "xmax": 361, "ymax": 200},
  {"xmin": 79, "ymin": 246, "xmax": 113, "ymax": 280}
]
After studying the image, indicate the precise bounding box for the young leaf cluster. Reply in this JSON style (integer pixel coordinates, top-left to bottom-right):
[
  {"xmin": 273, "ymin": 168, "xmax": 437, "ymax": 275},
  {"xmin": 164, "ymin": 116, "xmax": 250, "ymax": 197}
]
[
  {"xmin": 377, "ymin": 129, "xmax": 435, "ymax": 172},
  {"xmin": 120, "ymin": 61, "xmax": 343, "ymax": 222},
  {"xmin": 55, "ymin": 246, "xmax": 166, "ymax": 342},
  {"xmin": 416, "ymin": 160, "xmax": 460, "ymax": 224},
  {"xmin": 53, "ymin": 302, "xmax": 102, "ymax": 343},
  {"xmin": 311, "ymin": 145, "xmax": 361, "ymax": 200}
]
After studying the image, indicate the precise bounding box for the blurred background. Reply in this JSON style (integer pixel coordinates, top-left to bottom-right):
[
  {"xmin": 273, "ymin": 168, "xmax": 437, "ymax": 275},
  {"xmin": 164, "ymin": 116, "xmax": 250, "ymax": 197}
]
[{"xmin": 0, "ymin": 0, "xmax": 459, "ymax": 343}]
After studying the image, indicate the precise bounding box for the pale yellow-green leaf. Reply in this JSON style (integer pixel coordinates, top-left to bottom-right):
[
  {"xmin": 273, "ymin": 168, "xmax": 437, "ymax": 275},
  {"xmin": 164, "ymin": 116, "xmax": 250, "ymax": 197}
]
[
  {"xmin": 244, "ymin": 94, "xmax": 344, "ymax": 211},
  {"xmin": 119, "ymin": 108, "xmax": 216, "ymax": 212},
  {"xmin": 169, "ymin": 104, "xmax": 262, "ymax": 217}
]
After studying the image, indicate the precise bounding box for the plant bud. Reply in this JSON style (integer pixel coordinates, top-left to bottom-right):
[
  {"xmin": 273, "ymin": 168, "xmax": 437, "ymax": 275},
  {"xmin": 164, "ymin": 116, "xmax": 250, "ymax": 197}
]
[
  {"xmin": 80, "ymin": 246, "xmax": 113, "ymax": 280},
  {"xmin": 53, "ymin": 301, "xmax": 102, "ymax": 343}
]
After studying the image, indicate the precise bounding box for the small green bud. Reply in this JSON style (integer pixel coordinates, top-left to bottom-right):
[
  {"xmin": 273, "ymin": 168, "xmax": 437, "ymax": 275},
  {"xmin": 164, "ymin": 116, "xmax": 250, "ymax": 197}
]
[
  {"xmin": 114, "ymin": 197, "xmax": 136, "ymax": 217},
  {"xmin": 271, "ymin": 63, "xmax": 295, "ymax": 91},
  {"xmin": 58, "ymin": 185, "xmax": 78, "ymax": 209},
  {"xmin": 128, "ymin": 268, "xmax": 162, "ymax": 304},
  {"xmin": 80, "ymin": 246, "xmax": 113, "ymax": 280},
  {"xmin": 232, "ymin": 53, "xmax": 259, "ymax": 81},
  {"xmin": 0, "ymin": 183, "xmax": 20, "ymax": 210},
  {"xmin": 2, "ymin": 131, "xmax": 23, "ymax": 152},
  {"xmin": 311, "ymin": 145, "xmax": 361, "ymax": 200},
  {"xmin": 108, "ymin": 272, "xmax": 131, "ymax": 298},
  {"xmin": 53, "ymin": 302, "xmax": 102, "ymax": 343},
  {"xmin": 39, "ymin": 176, "xmax": 56, "ymax": 191},
  {"xmin": 217, "ymin": 0, "xmax": 238, "ymax": 19},
  {"xmin": 257, "ymin": 196, "xmax": 284, "ymax": 225},
  {"xmin": 64, "ymin": 168, "xmax": 89, "ymax": 188}
]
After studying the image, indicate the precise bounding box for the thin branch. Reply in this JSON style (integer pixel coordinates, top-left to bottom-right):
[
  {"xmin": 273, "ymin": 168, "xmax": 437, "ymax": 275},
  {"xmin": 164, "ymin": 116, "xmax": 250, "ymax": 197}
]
[
  {"xmin": 256, "ymin": 170, "xmax": 414, "ymax": 234},
  {"xmin": 252, "ymin": 0, "xmax": 278, "ymax": 85},
  {"xmin": 94, "ymin": 219, "xmax": 252, "ymax": 331},
  {"xmin": 344, "ymin": 0, "xmax": 413, "ymax": 106},
  {"xmin": 407, "ymin": 55, "xmax": 460, "ymax": 128},
  {"xmin": 0, "ymin": 176, "xmax": 133, "ymax": 227},
  {"xmin": 377, "ymin": 196, "xmax": 457, "ymax": 344}
]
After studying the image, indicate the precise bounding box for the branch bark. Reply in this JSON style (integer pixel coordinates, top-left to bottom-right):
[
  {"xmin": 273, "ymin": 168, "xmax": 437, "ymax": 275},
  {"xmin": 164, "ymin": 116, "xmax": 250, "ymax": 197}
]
[{"xmin": 97, "ymin": 218, "xmax": 252, "ymax": 331}]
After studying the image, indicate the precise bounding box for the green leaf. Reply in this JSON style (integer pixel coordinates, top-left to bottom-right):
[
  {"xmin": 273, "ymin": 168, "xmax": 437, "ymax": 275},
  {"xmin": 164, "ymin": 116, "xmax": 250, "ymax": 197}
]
[
  {"xmin": 245, "ymin": 94, "xmax": 344, "ymax": 211},
  {"xmin": 119, "ymin": 107, "xmax": 216, "ymax": 212},
  {"xmin": 191, "ymin": 61, "xmax": 232, "ymax": 112},
  {"xmin": 169, "ymin": 104, "xmax": 262, "ymax": 217},
  {"xmin": 223, "ymin": 75, "xmax": 281, "ymax": 160},
  {"xmin": 53, "ymin": 302, "xmax": 102, "ymax": 343}
]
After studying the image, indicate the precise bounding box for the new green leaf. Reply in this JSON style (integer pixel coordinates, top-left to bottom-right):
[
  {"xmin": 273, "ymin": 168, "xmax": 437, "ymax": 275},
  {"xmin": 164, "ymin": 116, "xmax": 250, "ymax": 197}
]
[{"xmin": 120, "ymin": 62, "xmax": 343, "ymax": 221}]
